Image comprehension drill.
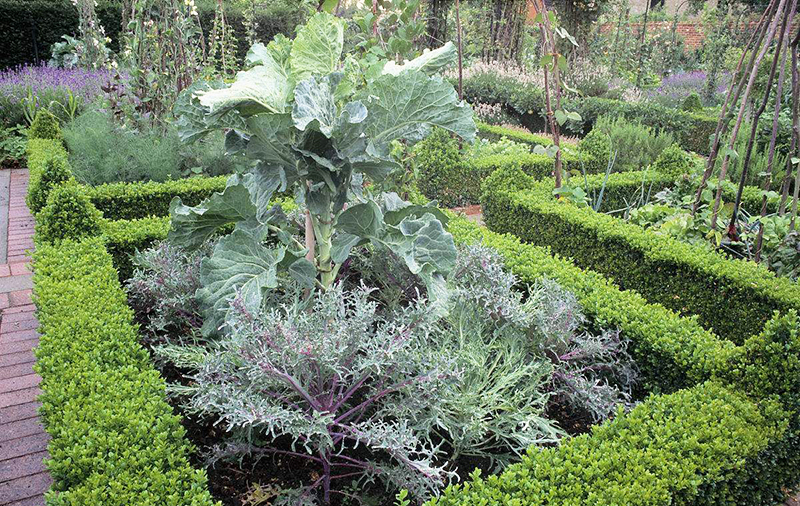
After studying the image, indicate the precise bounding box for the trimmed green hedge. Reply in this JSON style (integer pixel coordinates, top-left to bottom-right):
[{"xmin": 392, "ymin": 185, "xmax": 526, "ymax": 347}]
[
  {"xmin": 416, "ymin": 127, "xmax": 596, "ymax": 208},
  {"xmin": 102, "ymin": 216, "xmax": 171, "ymax": 280},
  {"xmin": 84, "ymin": 176, "xmax": 228, "ymax": 221},
  {"xmin": 481, "ymin": 165, "xmax": 800, "ymax": 343},
  {"xmin": 33, "ymin": 237, "xmax": 219, "ymax": 505},
  {"xmin": 427, "ymin": 381, "xmax": 787, "ymax": 506},
  {"xmin": 460, "ymin": 74, "xmax": 720, "ymax": 155},
  {"xmin": 476, "ymin": 121, "xmax": 553, "ymax": 147}
]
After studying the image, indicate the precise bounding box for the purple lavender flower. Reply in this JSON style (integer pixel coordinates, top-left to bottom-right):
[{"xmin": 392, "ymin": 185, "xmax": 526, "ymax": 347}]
[
  {"xmin": 645, "ymin": 70, "xmax": 732, "ymax": 109},
  {"xmin": 0, "ymin": 64, "xmax": 121, "ymax": 126}
]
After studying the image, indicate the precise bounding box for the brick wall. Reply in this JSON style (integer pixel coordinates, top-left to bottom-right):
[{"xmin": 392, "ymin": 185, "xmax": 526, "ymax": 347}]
[{"xmin": 599, "ymin": 21, "xmax": 783, "ymax": 50}]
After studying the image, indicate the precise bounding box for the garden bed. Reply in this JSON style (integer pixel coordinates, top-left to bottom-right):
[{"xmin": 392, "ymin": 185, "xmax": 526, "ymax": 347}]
[{"xmin": 481, "ymin": 164, "xmax": 800, "ymax": 343}]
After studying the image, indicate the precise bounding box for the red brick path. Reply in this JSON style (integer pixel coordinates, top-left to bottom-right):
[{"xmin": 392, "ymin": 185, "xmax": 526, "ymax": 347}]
[{"xmin": 0, "ymin": 169, "xmax": 49, "ymax": 506}]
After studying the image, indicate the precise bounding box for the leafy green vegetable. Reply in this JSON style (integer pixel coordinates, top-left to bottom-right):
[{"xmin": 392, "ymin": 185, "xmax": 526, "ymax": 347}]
[{"xmin": 170, "ymin": 12, "xmax": 475, "ymax": 333}]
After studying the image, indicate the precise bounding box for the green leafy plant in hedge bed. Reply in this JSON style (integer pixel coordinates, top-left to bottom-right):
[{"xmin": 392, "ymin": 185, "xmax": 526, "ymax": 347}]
[
  {"xmin": 32, "ymin": 237, "xmax": 219, "ymax": 506},
  {"xmin": 481, "ymin": 164, "xmax": 800, "ymax": 343},
  {"xmin": 170, "ymin": 12, "xmax": 475, "ymax": 333}
]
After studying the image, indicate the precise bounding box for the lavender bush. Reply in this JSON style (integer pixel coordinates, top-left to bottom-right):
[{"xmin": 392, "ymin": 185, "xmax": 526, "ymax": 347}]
[
  {"xmin": 645, "ymin": 71, "xmax": 731, "ymax": 109},
  {"xmin": 0, "ymin": 64, "xmax": 114, "ymax": 127}
]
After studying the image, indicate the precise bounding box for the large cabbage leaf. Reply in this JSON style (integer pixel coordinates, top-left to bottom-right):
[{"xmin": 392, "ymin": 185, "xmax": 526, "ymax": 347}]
[
  {"xmin": 292, "ymin": 75, "xmax": 341, "ymax": 137},
  {"xmin": 196, "ymin": 60, "xmax": 291, "ymax": 116},
  {"xmin": 173, "ymin": 81, "xmax": 246, "ymax": 143},
  {"xmin": 362, "ymin": 70, "xmax": 476, "ymax": 158},
  {"xmin": 335, "ymin": 202, "xmax": 457, "ymax": 304},
  {"xmin": 289, "ymin": 12, "xmax": 344, "ymax": 82},
  {"xmin": 197, "ymin": 229, "xmax": 284, "ymax": 335},
  {"xmin": 168, "ymin": 177, "xmax": 256, "ymax": 251},
  {"xmin": 382, "ymin": 42, "xmax": 458, "ymax": 77}
]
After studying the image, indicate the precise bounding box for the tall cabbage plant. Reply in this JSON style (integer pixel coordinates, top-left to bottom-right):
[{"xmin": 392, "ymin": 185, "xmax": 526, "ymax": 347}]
[{"xmin": 170, "ymin": 13, "xmax": 475, "ymax": 334}]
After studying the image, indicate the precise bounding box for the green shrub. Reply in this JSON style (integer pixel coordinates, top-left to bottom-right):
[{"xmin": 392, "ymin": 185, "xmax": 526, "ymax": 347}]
[
  {"xmin": 681, "ymin": 92, "xmax": 704, "ymax": 112},
  {"xmin": 26, "ymin": 141, "xmax": 74, "ymax": 214},
  {"xmin": 85, "ymin": 175, "xmax": 229, "ymax": 220},
  {"xmin": 476, "ymin": 122, "xmax": 553, "ymax": 148},
  {"xmin": 581, "ymin": 115, "xmax": 675, "ymax": 173},
  {"xmin": 102, "ymin": 216, "xmax": 171, "ymax": 280},
  {"xmin": 415, "ymin": 128, "xmax": 466, "ymax": 207},
  {"xmin": 651, "ymin": 144, "xmax": 697, "ymax": 179},
  {"xmin": 577, "ymin": 127, "xmax": 612, "ymax": 174},
  {"xmin": 29, "ymin": 108, "xmax": 62, "ymax": 140},
  {"xmin": 481, "ymin": 165, "xmax": 800, "ymax": 343},
  {"xmin": 426, "ymin": 381, "xmax": 787, "ymax": 506},
  {"xmin": 36, "ymin": 182, "xmax": 103, "ymax": 245},
  {"xmin": 32, "ymin": 237, "xmax": 218, "ymax": 505}
]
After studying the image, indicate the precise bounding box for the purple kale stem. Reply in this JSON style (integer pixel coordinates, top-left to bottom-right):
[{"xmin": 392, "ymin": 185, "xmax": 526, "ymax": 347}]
[
  {"xmin": 334, "ymin": 375, "xmax": 431, "ymax": 425},
  {"xmin": 328, "ymin": 373, "xmax": 371, "ymax": 414}
]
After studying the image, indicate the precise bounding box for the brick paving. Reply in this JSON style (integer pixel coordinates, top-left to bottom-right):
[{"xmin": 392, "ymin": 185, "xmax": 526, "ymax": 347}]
[{"xmin": 0, "ymin": 168, "xmax": 49, "ymax": 506}]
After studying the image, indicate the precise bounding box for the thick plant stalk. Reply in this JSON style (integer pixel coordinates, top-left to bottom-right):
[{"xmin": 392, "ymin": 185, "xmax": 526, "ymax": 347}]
[
  {"xmin": 779, "ymin": 30, "xmax": 800, "ymax": 216},
  {"xmin": 610, "ymin": 6, "xmax": 625, "ymax": 70},
  {"xmin": 691, "ymin": 3, "xmax": 774, "ymax": 215},
  {"xmin": 728, "ymin": 0, "xmax": 794, "ymax": 243},
  {"xmin": 792, "ymin": 33, "xmax": 800, "ymax": 228},
  {"xmin": 753, "ymin": 0, "xmax": 796, "ymax": 260},
  {"xmin": 634, "ymin": 0, "xmax": 651, "ymax": 88},
  {"xmin": 456, "ymin": 0, "xmax": 464, "ymax": 100},
  {"xmin": 708, "ymin": 0, "xmax": 786, "ymax": 230},
  {"xmin": 535, "ymin": 0, "xmax": 564, "ymax": 190}
]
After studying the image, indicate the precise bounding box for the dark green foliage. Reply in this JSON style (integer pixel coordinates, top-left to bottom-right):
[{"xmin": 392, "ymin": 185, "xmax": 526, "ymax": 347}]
[
  {"xmin": 651, "ymin": 144, "xmax": 698, "ymax": 180},
  {"xmin": 102, "ymin": 216, "xmax": 170, "ymax": 280},
  {"xmin": 681, "ymin": 92, "xmax": 704, "ymax": 112},
  {"xmin": 85, "ymin": 176, "xmax": 228, "ymax": 220},
  {"xmin": 0, "ymin": 0, "xmax": 119, "ymax": 70},
  {"xmin": 577, "ymin": 127, "xmax": 612, "ymax": 174},
  {"xmin": 29, "ymin": 108, "xmax": 61, "ymax": 140},
  {"xmin": 36, "ymin": 182, "xmax": 103, "ymax": 245},
  {"xmin": 415, "ymin": 128, "xmax": 465, "ymax": 207},
  {"xmin": 26, "ymin": 139, "xmax": 73, "ymax": 214},
  {"xmin": 427, "ymin": 381, "xmax": 787, "ymax": 506},
  {"xmin": 0, "ymin": 0, "xmax": 305, "ymax": 69},
  {"xmin": 32, "ymin": 237, "xmax": 218, "ymax": 505},
  {"xmin": 481, "ymin": 165, "xmax": 800, "ymax": 343}
]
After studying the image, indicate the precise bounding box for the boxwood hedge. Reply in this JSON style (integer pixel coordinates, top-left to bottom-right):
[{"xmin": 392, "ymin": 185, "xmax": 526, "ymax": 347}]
[
  {"xmin": 33, "ymin": 237, "xmax": 219, "ymax": 505},
  {"xmin": 417, "ymin": 124, "xmax": 597, "ymax": 207},
  {"xmin": 481, "ymin": 165, "xmax": 800, "ymax": 343},
  {"xmin": 427, "ymin": 381, "xmax": 787, "ymax": 506},
  {"xmin": 83, "ymin": 176, "xmax": 228, "ymax": 221},
  {"xmin": 458, "ymin": 72, "xmax": 790, "ymax": 156}
]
